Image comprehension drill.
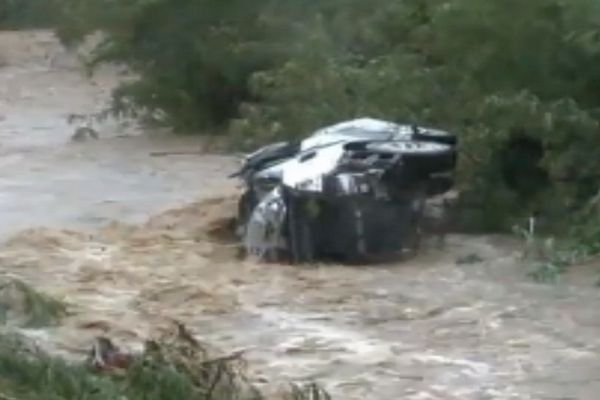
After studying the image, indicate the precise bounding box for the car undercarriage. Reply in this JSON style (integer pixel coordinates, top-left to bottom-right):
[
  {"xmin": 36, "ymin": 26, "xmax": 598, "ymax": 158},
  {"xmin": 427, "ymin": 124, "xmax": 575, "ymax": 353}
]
[{"xmin": 230, "ymin": 118, "xmax": 458, "ymax": 263}]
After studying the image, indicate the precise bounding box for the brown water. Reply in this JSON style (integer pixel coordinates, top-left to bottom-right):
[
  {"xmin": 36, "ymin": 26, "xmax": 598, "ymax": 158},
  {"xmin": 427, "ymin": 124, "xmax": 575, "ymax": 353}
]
[
  {"xmin": 1, "ymin": 30, "xmax": 600, "ymax": 400},
  {"xmin": 0, "ymin": 30, "xmax": 237, "ymax": 238}
]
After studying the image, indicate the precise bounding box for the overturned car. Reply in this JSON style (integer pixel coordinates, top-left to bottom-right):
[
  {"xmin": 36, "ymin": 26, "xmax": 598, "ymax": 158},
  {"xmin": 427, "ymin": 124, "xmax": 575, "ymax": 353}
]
[{"xmin": 230, "ymin": 118, "xmax": 457, "ymax": 263}]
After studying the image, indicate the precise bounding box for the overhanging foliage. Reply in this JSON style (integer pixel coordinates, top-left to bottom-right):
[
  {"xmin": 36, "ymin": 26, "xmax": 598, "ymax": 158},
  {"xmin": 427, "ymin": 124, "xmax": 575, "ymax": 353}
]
[{"xmin": 5, "ymin": 0, "xmax": 600, "ymax": 244}]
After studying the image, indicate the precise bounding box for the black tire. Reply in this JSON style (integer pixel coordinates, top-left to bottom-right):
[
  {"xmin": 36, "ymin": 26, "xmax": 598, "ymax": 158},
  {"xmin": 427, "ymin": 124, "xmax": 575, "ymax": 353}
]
[
  {"xmin": 366, "ymin": 140, "xmax": 457, "ymax": 175},
  {"xmin": 412, "ymin": 127, "xmax": 457, "ymax": 146}
]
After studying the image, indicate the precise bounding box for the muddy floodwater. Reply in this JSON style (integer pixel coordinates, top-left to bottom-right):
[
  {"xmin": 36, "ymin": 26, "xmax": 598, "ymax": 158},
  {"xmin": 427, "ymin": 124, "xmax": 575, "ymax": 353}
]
[{"xmin": 2, "ymin": 30, "xmax": 600, "ymax": 400}]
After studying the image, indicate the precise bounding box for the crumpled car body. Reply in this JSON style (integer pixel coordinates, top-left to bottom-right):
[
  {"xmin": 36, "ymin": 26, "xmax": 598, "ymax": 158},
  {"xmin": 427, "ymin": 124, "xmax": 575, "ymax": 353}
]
[{"xmin": 230, "ymin": 118, "xmax": 458, "ymax": 263}]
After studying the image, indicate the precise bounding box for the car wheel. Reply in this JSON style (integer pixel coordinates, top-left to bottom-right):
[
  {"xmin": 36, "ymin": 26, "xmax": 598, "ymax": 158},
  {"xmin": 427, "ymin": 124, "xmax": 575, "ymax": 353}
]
[
  {"xmin": 366, "ymin": 140, "xmax": 456, "ymax": 175},
  {"xmin": 412, "ymin": 127, "xmax": 457, "ymax": 146}
]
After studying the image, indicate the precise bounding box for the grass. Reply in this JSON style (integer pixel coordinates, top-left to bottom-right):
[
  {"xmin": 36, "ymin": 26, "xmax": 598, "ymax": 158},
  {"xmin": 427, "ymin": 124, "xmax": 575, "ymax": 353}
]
[
  {"xmin": 0, "ymin": 279, "xmax": 68, "ymax": 328},
  {"xmin": 0, "ymin": 335, "xmax": 132, "ymax": 400},
  {"xmin": 0, "ymin": 328, "xmax": 332, "ymax": 400},
  {"xmin": 515, "ymin": 226, "xmax": 592, "ymax": 284}
]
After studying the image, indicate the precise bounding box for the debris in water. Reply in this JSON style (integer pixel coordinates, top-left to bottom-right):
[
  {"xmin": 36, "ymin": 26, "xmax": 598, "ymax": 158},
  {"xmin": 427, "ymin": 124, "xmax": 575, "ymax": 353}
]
[
  {"xmin": 456, "ymin": 253, "xmax": 485, "ymax": 265},
  {"xmin": 0, "ymin": 326, "xmax": 330, "ymax": 400},
  {"xmin": 83, "ymin": 321, "xmax": 329, "ymax": 400},
  {"xmin": 88, "ymin": 336, "xmax": 133, "ymax": 372},
  {"xmin": 70, "ymin": 126, "xmax": 99, "ymax": 142}
]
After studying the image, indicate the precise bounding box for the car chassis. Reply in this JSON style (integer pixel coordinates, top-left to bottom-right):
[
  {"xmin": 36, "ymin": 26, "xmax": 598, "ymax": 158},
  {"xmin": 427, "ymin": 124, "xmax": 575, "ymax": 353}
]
[{"xmin": 230, "ymin": 118, "xmax": 458, "ymax": 263}]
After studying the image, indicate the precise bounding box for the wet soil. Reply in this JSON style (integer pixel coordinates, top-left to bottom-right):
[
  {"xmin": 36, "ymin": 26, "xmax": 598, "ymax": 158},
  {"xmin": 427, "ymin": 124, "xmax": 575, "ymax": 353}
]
[{"xmin": 1, "ymin": 30, "xmax": 600, "ymax": 400}]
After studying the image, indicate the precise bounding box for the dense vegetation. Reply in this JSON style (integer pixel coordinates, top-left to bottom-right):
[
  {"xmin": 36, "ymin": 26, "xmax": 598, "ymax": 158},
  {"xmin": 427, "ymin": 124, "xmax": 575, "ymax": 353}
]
[
  {"xmin": 1, "ymin": 1, "xmax": 600, "ymax": 393},
  {"xmin": 0, "ymin": 330, "xmax": 330, "ymax": 400},
  {"xmin": 0, "ymin": 278, "xmax": 328, "ymax": 399},
  {"xmin": 0, "ymin": 0, "xmax": 59, "ymax": 28},
  {"xmin": 3, "ymin": 0, "xmax": 600, "ymax": 250}
]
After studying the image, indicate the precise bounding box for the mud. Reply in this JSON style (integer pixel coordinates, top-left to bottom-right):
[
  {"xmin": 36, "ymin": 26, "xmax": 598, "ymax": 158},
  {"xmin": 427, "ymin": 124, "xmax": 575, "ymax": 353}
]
[{"xmin": 2, "ymin": 30, "xmax": 600, "ymax": 400}]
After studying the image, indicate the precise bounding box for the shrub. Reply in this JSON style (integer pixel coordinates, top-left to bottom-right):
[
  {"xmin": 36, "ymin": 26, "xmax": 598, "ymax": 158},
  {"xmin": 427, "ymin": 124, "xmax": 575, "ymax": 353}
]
[
  {"xmin": 0, "ymin": 0, "xmax": 60, "ymax": 29},
  {"xmin": 44, "ymin": 0, "xmax": 600, "ymax": 247}
]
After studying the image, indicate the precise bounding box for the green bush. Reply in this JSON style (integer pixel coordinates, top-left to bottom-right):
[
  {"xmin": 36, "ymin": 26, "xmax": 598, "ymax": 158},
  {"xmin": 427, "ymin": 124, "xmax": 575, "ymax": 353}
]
[
  {"xmin": 46, "ymin": 0, "xmax": 600, "ymax": 248},
  {"xmin": 0, "ymin": 279, "xmax": 67, "ymax": 328},
  {"xmin": 0, "ymin": 0, "xmax": 60, "ymax": 29},
  {"xmin": 53, "ymin": 0, "xmax": 296, "ymax": 132},
  {"xmin": 233, "ymin": 0, "xmax": 600, "ymax": 237},
  {"xmin": 0, "ymin": 330, "xmax": 330, "ymax": 400}
]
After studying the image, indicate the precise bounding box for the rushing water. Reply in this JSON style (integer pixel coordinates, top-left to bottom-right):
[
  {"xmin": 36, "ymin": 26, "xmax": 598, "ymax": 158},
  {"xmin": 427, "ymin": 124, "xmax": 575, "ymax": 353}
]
[
  {"xmin": 0, "ymin": 30, "xmax": 237, "ymax": 239},
  {"xmin": 2, "ymin": 30, "xmax": 600, "ymax": 400}
]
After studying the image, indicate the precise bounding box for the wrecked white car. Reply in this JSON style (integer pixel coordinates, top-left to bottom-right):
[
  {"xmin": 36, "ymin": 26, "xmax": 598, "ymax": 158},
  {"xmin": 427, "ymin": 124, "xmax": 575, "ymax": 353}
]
[{"xmin": 230, "ymin": 118, "xmax": 458, "ymax": 263}]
